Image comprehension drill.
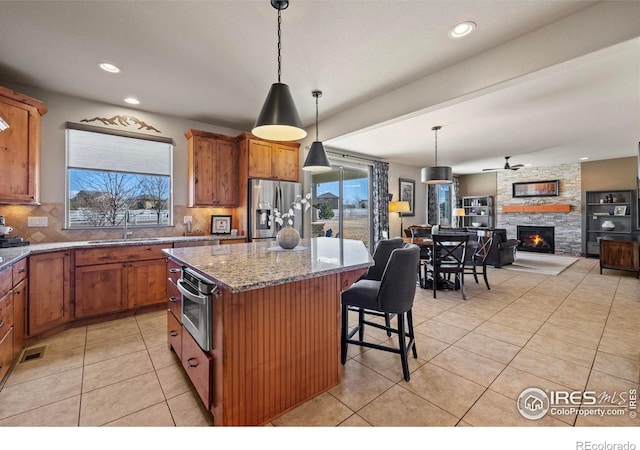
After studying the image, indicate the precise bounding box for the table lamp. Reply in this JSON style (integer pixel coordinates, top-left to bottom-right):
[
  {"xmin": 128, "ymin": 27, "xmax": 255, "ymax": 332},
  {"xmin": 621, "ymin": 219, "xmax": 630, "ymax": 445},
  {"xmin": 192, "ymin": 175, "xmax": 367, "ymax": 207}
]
[
  {"xmin": 453, "ymin": 208, "xmax": 465, "ymax": 229},
  {"xmin": 389, "ymin": 201, "xmax": 410, "ymax": 237}
]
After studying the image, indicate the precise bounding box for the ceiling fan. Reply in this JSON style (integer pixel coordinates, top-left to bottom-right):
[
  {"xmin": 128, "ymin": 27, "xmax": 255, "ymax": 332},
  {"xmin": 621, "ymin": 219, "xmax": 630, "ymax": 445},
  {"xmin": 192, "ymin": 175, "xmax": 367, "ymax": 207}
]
[{"xmin": 482, "ymin": 156, "xmax": 524, "ymax": 172}]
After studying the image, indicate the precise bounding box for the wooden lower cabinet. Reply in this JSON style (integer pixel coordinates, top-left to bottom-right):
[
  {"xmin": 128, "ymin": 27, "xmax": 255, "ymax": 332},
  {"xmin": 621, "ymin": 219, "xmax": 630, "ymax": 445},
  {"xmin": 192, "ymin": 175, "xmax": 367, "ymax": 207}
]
[
  {"xmin": 127, "ymin": 259, "xmax": 167, "ymax": 308},
  {"xmin": 12, "ymin": 279, "xmax": 27, "ymax": 357},
  {"xmin": 75, "ymin": 263, "xmax": 125, "ymax": 319},
  {"xmin": 600, "ymin": 239, "xmax": 640, "ymax": 277},
  {"xmin": 74, "ymin": 245, "xmax": 168, "ymax": 319},
  {"xmin": 0, "ymin": 328, "xmax": 14, "ymax": 381},
  {"xmin": 181, "ymin": 326, "xmax": 212, "ymax": 410},
  {"xmin": 167, "ymin": 259, "xmax": 181, "ymax": 319},
  {"xmin": 167, "ymin": 311, "xmax": 182, "ymax": 358},
  {"xmin": 28, "ymin": 251, "xmax": 71, "ymax": 336}
]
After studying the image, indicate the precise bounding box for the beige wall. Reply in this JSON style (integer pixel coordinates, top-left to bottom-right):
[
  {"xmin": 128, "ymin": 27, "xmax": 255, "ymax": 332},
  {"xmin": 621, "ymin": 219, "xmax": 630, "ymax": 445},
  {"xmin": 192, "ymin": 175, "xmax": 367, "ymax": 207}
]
[
  {"xmin": 458, "ymin": 172, "xmax": 497, "ymax": 198},
  {"xmin": 388, "ymin": 163, "xmax": 426, "ymax": 237},
  {"xmin": 581, "ymin": 156, "xmax": 638, "ymax": 191}
]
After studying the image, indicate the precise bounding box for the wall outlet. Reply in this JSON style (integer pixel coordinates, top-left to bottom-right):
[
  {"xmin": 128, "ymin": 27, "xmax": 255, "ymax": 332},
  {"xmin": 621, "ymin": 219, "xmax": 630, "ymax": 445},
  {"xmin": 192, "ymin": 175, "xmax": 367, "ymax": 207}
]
[
  {"xmin": 183, "ymin": 216, "xmax": 192, "ymax": 224},
  {"xmin": 28, "ymin": 216, "xmax": 48, "ymax": 227}
]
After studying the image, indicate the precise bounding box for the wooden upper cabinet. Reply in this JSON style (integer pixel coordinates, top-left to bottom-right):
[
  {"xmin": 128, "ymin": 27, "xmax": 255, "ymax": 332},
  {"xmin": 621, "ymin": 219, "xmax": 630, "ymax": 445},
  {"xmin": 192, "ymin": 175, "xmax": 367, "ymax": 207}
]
[
  {"xmin": 243, "ymin": 135, "xmax": 300, "ymax": 182},
  {"xmin": 186, "ymin": 129, "xmax": 239, "ymax": 207},
  {"xmin": 0, "ymin": 85, "xmax": 47, "ymax": 204}
]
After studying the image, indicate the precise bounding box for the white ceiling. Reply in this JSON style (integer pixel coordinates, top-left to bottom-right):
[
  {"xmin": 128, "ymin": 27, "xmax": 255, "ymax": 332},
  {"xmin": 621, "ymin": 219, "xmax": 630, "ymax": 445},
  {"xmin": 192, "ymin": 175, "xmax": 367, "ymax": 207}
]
[{"xmin": 0, "ymin": 1, "xmax": 638, "ymax": 174}]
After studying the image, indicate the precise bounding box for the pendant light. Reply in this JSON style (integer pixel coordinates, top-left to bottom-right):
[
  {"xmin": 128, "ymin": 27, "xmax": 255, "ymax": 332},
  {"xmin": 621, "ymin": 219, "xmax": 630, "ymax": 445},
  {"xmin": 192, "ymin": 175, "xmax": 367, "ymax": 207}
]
[
  {"xmin": 421, "ymin": 125, "xmax": 453, "ymax": 184},
  {"xmin": 302, "ymin": 90, "xmax": 331, "ymax": 172},
  {"xmin": 252, "ymin": 0, "xmax": 306, "ymax": 142}
]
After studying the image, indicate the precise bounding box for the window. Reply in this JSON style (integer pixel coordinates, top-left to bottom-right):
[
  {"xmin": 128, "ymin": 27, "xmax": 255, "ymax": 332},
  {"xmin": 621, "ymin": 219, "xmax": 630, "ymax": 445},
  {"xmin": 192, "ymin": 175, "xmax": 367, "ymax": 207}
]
[
  {"xmin": 437, "ymin": 184, "xmax": 452, "ymax": 226},
  {"xmin": 66, "ymin": 123, "xmax": 173, "ymax": 228}
]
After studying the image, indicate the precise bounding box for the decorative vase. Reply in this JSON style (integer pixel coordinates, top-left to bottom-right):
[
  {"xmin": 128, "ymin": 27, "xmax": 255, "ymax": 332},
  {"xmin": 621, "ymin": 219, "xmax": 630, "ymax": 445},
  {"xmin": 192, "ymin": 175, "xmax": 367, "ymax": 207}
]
[
  {"xmin": 276, "ymin": 225, "xmax": 300, "ymax": 249},
  {"xmin": 601, "ymin": 220, "xmax": 615, "ymax": 231}
]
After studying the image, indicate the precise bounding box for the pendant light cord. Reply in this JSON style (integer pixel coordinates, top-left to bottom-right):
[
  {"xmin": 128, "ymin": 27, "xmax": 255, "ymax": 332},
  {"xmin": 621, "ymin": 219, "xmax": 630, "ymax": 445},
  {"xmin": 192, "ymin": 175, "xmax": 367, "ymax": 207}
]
[
  {"xmin": 315, "ymin": 95, "xmax": 319, "ymax": 141},
  {"xmin": 434, "ymin": 127, "xmax": 438, "ymax": 166},
  {"xmin": 277, "ymin": 8, "xmax": 282, "ymax": 83}
]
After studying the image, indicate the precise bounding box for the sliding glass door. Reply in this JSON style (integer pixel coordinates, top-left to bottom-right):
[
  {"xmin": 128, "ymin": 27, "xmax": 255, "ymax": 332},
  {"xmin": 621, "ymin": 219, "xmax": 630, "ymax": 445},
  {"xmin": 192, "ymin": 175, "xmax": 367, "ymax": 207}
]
[{"xmin": 311, "ymin": 162, "xmax": 372, "ymax": 250}]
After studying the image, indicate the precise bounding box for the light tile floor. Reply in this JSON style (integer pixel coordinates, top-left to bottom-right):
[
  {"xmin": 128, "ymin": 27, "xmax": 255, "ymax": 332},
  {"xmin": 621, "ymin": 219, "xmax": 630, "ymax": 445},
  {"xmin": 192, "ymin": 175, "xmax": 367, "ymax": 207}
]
[{"xmin": 0, "ymin": 257, "xmax": 638, "ymax": 427}]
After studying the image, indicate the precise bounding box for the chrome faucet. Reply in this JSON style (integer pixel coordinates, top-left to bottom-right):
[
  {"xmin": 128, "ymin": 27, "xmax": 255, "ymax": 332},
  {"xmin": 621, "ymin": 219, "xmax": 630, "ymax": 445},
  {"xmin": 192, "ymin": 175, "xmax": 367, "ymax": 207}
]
[{"xmin": 123, "ymin": 206, "xmax": 133, "ymax": 240}]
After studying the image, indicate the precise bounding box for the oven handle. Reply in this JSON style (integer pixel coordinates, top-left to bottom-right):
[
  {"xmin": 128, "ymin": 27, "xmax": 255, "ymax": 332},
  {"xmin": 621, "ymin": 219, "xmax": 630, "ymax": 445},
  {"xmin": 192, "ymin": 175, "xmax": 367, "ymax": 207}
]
[{"xmin": 177, "ymin": 279, "xmax": 210, "ymax": 305}]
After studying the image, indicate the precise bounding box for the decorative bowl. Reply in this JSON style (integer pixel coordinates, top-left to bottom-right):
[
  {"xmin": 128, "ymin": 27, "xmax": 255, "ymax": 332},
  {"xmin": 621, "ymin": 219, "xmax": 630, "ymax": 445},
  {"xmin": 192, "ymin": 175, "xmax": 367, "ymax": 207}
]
[
  {"xmin": 601, "ymin": 220, "xmax": 615, "ymax": 231},
  {"xmin": 471, "ymin": 222, "xmax": 482, "ymax": 228}
]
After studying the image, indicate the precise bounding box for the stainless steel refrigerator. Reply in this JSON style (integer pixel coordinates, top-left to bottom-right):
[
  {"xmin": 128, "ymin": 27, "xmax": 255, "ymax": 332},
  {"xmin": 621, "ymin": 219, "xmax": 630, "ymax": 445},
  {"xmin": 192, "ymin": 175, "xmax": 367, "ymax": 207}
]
[{"xmin": 248, "ymin": 178, "xmax": 303, "ymax": 241}]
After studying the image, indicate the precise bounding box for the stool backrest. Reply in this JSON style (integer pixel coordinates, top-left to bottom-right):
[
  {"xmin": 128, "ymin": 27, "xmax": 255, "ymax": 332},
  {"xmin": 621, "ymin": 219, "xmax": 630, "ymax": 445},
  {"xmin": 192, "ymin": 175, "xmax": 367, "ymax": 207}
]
[
  {"xmin": 378, "ymin": 244, "xmax": 420, "ymax": 314},
  {"xmin": 365, "ymin": 238, "xmax": 405, "ymax": 281}
]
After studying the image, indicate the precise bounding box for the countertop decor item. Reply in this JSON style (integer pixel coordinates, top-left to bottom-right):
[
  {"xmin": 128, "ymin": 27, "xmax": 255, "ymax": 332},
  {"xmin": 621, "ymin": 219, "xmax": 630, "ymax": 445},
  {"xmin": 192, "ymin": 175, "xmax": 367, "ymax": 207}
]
[{"xmin": 269, "ymin": 192, "xmax": 311, "ymax": 249}]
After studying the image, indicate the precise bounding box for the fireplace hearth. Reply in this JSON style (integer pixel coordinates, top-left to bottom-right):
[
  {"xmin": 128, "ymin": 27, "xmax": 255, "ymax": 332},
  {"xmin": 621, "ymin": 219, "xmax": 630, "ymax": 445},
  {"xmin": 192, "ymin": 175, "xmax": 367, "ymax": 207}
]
[{"xmin": 517, "ymin": 225, "xmax": 555, "ymax": 253}]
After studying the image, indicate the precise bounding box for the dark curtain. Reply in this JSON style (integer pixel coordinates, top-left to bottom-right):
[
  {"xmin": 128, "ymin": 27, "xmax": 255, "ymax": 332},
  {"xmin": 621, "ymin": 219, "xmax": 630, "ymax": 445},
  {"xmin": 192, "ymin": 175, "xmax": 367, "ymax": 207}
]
[
  {"xmin": 427, "ymin": 185, "xmax": 438, "ymax": 224},
  {"xmin": 371, "ymin": 160, "xmax": 389, "ymax": 247}
]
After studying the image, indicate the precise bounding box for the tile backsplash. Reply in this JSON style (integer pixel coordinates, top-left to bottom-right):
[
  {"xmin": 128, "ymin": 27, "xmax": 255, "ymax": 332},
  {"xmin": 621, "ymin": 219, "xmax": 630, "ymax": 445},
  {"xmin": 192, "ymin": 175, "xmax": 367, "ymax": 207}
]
[{"xmin": 0, "ymin": 203, "xmax": 242, "ymax": 243}]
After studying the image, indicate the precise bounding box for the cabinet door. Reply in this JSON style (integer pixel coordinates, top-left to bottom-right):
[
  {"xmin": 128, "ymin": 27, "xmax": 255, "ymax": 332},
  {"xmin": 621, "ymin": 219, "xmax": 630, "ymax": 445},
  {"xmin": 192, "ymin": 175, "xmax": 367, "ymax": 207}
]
[
  {"xmin": 28, "ymin": 251, "xmax": 71, "ymax": 336},
  {"xmin": 0, "ymin": 328, "xmax": 14, "ymax": 382},
  {"xmin": 192, "ymin": 136, "xmax": 215, "ymax": 206},
  {"xmin": 0, "ymin": 100, "xmax": 35, "ymax": 203},
  {"xmin": 248, "ymin": 139, "xmax": 273, "ymax": 179},
  {"xmin": 181, "ymin": 326, "xmax": 212, "ymax": 409},
  {"xmin": 213, "ymin": 139, "xmax": 239, "ymax": 206},
  {"xmin": 12, "ymin": 279, "xmax": 27, "ymax": 357},
  {"xmin": 75, "ymin": 263, "xmax": 125, "ymax": 319},
  {"xmin": 272, "ymin": 144, "xmax": 299, "ymax": 181},
  {"xmin": 127, "ymin": 259, "xmax": 167, "ymax": 308}
]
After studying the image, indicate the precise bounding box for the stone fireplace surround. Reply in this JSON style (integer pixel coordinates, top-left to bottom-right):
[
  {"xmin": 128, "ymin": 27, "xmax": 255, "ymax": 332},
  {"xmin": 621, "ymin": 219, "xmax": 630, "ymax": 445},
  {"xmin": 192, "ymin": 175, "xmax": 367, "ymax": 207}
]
[{"xmin": 496, "ymin": 163, "xmax": 582, "ymax": 256}]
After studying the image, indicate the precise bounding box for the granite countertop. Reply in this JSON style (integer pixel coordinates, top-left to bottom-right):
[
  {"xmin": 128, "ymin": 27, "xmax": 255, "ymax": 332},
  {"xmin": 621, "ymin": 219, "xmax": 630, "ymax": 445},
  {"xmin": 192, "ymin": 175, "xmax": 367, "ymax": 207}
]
[
  {"xmin": 163, "ymin": 237, "xmax": 373, "ymax": 293},
  {"xmin": 0, "ymin": 235, "xmax": 246, "ymax": 271}
]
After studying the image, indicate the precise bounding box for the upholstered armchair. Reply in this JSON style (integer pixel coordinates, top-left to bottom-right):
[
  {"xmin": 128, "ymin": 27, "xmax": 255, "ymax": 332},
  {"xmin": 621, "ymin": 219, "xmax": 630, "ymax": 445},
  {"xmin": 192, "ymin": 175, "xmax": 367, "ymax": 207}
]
[{"xmin": 485, "ymin": 228, "xmax": 519, "ymax": 268}]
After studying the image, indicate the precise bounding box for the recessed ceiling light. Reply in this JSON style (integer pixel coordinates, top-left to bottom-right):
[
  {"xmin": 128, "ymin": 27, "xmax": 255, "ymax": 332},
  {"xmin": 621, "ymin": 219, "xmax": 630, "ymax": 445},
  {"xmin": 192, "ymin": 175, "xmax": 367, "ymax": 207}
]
[
  {"xmin": 448, "ymin": 21, "xmax": 476, "ymax": 39},
  {"xmin": 99, "ymin": 62, "xmax": 120, "ymax": 73},
  {"xmin": 579, "ymin": 157, "xmax": 589, "ymax": 160},
  {"xmin": 124, "ymin": 97, "xmax": 140, "ymax": 105}
]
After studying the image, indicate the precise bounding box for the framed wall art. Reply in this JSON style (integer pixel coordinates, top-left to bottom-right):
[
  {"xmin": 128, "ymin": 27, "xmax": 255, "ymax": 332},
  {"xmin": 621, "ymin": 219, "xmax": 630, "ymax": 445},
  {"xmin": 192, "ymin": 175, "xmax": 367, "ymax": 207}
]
[
  {"xmin": 211, "ymin": 215, "xmax": 232, "ymax": 234},
  {"xmin": 399, "ymin": 178, "xmax": 415, "ymax": 216},
  {"xmin": 512, "ymin": 180, "xmax": 559, "ymax": 198}
]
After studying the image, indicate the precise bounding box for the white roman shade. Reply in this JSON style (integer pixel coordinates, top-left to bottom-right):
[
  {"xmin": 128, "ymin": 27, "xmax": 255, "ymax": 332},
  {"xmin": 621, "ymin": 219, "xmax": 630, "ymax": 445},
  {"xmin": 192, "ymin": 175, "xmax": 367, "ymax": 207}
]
[{"xmin": 66, "ymin": 125, "xmax": 172, "ymax": 176}]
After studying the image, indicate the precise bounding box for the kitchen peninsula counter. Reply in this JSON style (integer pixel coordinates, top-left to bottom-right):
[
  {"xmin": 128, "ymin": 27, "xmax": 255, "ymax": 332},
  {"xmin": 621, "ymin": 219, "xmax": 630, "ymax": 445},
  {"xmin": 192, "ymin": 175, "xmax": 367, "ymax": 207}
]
[{"xmin": 163, "ymin": 237, "xmax": 373, "ymax": 426}]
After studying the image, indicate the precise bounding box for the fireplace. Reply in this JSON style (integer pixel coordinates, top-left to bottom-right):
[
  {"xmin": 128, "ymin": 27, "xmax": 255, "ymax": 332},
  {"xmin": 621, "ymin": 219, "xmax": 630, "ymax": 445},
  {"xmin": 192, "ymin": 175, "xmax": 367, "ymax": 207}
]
[{"xmin": 517, "ymin": 225, "xmax": 555, "ymax": 253}]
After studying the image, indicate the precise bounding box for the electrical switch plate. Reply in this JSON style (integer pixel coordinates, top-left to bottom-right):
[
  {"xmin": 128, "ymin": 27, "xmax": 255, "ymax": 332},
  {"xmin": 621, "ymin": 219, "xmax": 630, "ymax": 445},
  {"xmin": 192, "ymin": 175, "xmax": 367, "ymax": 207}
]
[
  {"xmin": 27, "ymin": 216, "xmax": 48, "ymax": 227},
  {"xmin": 183, "ymin": 216, "xmax": 192, "ymax": 224}
]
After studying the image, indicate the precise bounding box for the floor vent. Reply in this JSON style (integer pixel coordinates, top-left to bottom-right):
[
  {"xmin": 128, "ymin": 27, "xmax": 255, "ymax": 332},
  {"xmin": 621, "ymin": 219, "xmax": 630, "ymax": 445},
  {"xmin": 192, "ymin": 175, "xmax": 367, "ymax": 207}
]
[{"xmin": 20, "ymin": 346, "xmax": 46, "ymax": 363}]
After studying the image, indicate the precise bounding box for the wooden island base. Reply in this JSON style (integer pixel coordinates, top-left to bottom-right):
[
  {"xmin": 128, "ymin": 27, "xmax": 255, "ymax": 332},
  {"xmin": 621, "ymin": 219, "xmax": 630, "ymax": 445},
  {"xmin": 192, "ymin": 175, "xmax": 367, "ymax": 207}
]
[{"xmin": 168, "ymin": 266, "xmax": 366, "ymax": 426}]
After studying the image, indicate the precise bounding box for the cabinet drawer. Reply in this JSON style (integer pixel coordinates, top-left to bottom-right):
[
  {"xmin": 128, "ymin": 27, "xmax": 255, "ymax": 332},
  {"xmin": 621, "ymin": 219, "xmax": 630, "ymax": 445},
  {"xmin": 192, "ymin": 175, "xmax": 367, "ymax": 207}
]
[
  {"xmin": 167, "ymin": 311, "xmax": 182, "ymax": 358},
  {"xmin": 12, "ymin": 258, "xmax": 27, "ymax": 285},
  {"xmin": 181, "ymin": 327, "xmax": 212, "ymax": 409},
  {"xmin": 0, "ymin": 327, "xmax": 14, "ymax": 381},
  {"xmin": 0, "ymin": 291, "xmax": 13, "ymax": 334},
  {"xmin": 167, "ymin": 280, "xmax": 181, "ymax": 320},
  {"xmin": 0, "ymin": 266, "xmax": 11, "ymax": 298},
  {"xmin": 75, "ymin": 244, "xmax": 167, "ymax": 266}
]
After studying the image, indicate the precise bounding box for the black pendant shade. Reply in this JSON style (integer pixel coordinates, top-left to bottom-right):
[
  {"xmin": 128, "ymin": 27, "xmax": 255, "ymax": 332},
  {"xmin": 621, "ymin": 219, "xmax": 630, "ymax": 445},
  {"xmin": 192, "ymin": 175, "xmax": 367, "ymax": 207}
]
[
  {"xmin": 421, "ymin": 166, "xmax": 453, "ymax": 184},
  {"xmin": 252, "ymin": 1, "xmax": 306, "ymax": 142},
  {"xmin": 302, "ymin": 90, "xmax": 331, "ymax": 172},
  {"xmin": 253, "ymin": 83, "xmax": 306, "ymax": 141},
  {"xmin": 303, "ymin": 141, "xmax": 331, "ymax": 172},
  {"xmin": 421, "ymin": 125, "xmax": 453, "ymax": 184}
]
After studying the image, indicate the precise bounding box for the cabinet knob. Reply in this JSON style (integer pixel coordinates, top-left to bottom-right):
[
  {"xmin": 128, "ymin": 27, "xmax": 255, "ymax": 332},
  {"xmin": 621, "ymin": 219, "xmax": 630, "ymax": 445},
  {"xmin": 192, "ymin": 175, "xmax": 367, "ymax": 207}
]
[
  {"xmin": 169, "ymin": 268, "xmax": 181, "ymax": 273},
  {"xmin": 18, "ymin": 268, "xmax": 26, "ymax": 273},
  {"xmin": 170, "ymin": 330, "xmax": 178, "ymax": 337},
  {"xmin": 169, "ymin": 296, "xmax": 179, "ymax": 302},
  {"xmin": 0, "ymin": 321, "xmax": 3, "ymax": 329}
]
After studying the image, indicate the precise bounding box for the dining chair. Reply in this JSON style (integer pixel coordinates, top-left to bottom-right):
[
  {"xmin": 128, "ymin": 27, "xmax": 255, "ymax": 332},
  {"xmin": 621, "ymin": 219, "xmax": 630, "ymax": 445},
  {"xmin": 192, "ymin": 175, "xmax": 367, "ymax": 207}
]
[
  {"xmin": 426, "ymin": 234, "xmax": 469, "ymax": 300},
  {"xmin": 464, "ymin": 229, "xmax": 491, "ymax": 290},
  {"xmin": 341, "ymin": 244, "xmax": 420, "ymax": 381}
]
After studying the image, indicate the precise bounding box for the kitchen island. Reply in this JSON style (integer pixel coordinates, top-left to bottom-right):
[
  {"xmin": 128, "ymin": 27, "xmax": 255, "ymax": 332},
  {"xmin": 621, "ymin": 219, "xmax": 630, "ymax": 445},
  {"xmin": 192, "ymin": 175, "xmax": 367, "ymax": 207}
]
[{"xmin": 163, "ymin": 237, "xmax": 373, "ymax": 426}]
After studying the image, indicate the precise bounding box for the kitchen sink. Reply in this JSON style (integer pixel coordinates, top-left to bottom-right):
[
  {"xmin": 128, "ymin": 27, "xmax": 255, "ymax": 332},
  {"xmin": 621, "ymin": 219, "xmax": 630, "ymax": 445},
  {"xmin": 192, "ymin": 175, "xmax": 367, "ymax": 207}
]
[{"xmin": 87, "ymin": 238, "xmax": 163, "ymax": 244}]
